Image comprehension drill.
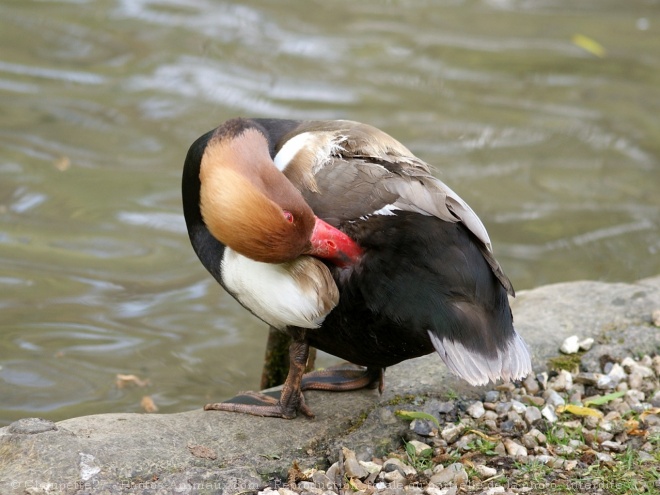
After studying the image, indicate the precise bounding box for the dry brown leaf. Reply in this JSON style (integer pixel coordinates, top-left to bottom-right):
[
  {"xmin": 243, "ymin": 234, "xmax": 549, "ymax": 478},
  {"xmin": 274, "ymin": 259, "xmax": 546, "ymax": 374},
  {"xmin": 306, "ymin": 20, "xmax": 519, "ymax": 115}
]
[
  {"xmin": 140, "ymin": 395, "xmax": 158, "ymax": 413},
  {"xmin": 116, "ymin": 374, "xmax": 150, "ymax": 388}
]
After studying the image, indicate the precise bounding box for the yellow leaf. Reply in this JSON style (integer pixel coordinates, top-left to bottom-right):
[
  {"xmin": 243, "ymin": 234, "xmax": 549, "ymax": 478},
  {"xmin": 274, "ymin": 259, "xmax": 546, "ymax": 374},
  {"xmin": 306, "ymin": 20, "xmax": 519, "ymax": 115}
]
[
  {"xmin": 466, "ymin": 429, "xmax": 500, "ymax": 442},
  {"xmin": 572, "ymin": 34, "xmax": 606, "ymax": 58},
  {"xmin": 640, "ymin": 408, "xmax": 660, "ymax": 421},
  {"xmin": 556, "ymin": 404, "xmax": 603, "ymax": 418}
]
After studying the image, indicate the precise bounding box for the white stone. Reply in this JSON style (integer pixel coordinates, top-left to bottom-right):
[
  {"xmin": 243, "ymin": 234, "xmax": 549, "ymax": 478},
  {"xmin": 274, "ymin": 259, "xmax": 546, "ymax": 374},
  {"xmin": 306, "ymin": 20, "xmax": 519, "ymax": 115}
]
[
  {"xmin": 541, "ymin": 405, "xmax": 558, "ymax": 423},
  {"xmin": 560, "ymin": 335, "xmax": 580, "ymax": 354},
  {"xmin": 467, "ymin": 401, "xmax": 486, "ymax": 419},
  {"xmin": 578, "ymin": 337, "xmax": 594, "ymax": 351},
  {"xmin": 475, "ymin": 464, "xmax": 497, "ymax": 478},
  {"xmin": 503, "ymin": 438, "xmax": 528, "ymax": 457}
]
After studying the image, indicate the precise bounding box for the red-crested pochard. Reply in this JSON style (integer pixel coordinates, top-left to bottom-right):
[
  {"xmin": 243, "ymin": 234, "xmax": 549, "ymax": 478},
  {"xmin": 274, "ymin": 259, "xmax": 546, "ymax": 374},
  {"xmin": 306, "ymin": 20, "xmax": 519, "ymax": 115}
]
[{"xmin": 182, "ymin": 118, "xmax": 532, "ymax": 419}]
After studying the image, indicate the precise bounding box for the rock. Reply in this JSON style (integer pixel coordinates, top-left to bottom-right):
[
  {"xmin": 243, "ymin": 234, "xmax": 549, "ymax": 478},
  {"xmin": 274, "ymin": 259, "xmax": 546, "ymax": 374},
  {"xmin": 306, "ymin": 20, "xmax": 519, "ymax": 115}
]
[
  {"xmin": 510, "ymin": 400, "xmax": 527, "ymax": 414},
  {"xmin": 429, "ymin": 463, "xmax": 467, "ymax": 486},
  {"xmin": 600, "ymin": 440, "xmax": 625, "ymax": 452},
  {"xmin": 578, "ymin": 337, "xmax": 595, "ymax": 351},
  {"xmin": 495, "ymin": 402, "xmax": 512, "ymax": 415},
  {"xmin": 312, "ymin": 471, "xmax": 335, "ymax": 490},
  {"xmin": 573, "ymin": 372, "xmax": 601, "ymax": 385},
  {"xmin": 474, "ymin": 464, "xmax": 497, "ymax": 478},
  {"xmin": 550, "ymin": 370, "xmax": 573, "ymax": 392},
  {"xmin": 467, "ymin": 401, "xmax": 486, "ymax": 419},
  {"xmin": 522, "ymin": 375, "xmax": 540, "ymax": 395},
  {"xmin": 596, "ymin": 452, "xmax": 614, "ymax": 464},
  {"xmin": 440, "ymin": 423, "xmax": 465, "ymax": 444},
  {"xmin": 425, "ymin": 484, "xmax": 457, "ymax": 495},
  {"xmin": 522, "ymin": 395, "xmax": 545, "ymax": 407},
  {"xmin": 638, "ymin": 451, "xmax": 656, "ymax": 463},
  {"xmin": 503, "ymin": 438, "xmax": 528, "ymax": 457},
  {"xmin": 484, "ymin": 391, "xmax": 500, "ymax": 403},
  {"xmin": 564, "ymin": 460, "xmax": 578, "ymax": 471},
  {"xmin": 543, "ymin": 389, "xmax": 566, "ymax": 408},
  {"xmin": 560, "ymin": 335, "xmax": 580, "ymax": 354},
  {"xmin": 343, "ymin": 447, "xmax": 368, "ymax": 479},
  {"xmin": 411, "ymin": 418, "xmax": 435, "ymax": 437},
  {"xmin": 383, "ymin": 458, "xmax": 416, "ymax": 477},
  {"xmin": 653, "ymin": 309, "xmax": 660, "ymax": 327},
  {"xmin": 3, "ymin": 277, "xmax": 660, "ymax": 495},
  {"xmin": 383, "ymin": 469, "xmax": 407, "ymax": 484},
  {"xmin": 541, "ymin": 405, "xmax": 558, "ymax": 423},
  {"xmin": 524, "ymin": 407, "xmax": 543, "ymax": 426},
  {"xmin": 528, "ymin": 428, "xmax": 547, "ymax": 444},
  {"xmin": 407, "ymin": 440, "xmax": 432, "ymax": 456}
]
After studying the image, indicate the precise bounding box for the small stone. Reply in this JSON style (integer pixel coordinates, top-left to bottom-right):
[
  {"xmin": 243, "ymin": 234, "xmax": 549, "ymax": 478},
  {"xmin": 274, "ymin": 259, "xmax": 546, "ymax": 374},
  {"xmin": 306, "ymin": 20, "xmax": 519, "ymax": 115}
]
[
  {"xmin": 651, "ymin": 391, "xmax": 660, "ymax": 408},
  {"xmin": 652, "ymin": 309, "xmax": 660, "ymax": 327},
  {"xmin": 429, "ymin": 463, "xmax": 467, "ymax": 486},
  {"xmin": 628, "ymin": 372, "xmax": 644, "ymax": 391},
  {"xmin": 577, "ymin": 337, "xmax": 594, "ymax": 351},
  {"xmin": 503, "ymin": 438, "xmax": 528, "ymax": 457},
  {"xmin": 326, "ymin": 462, "xmax": 340, "ymax": 486},
  {"xmin": 541, "ymin": 405, "xmax": 558, "ymax": 423},
  {"xmin": 535, "ymin": 455, "xmax": 554, "ymax": 466},
  {"xmin": 484, "ymin": 390, "xmax": 500, "ymax": 402},
  {"xmin": 441, "ymin": 423, "xmax": 465, "ymax": 444},
  {"xmin": 529, "ymin": 428, "xmax": 547, "ymax": 444},
  {"xmin": 564, "ymin": 460, "xmax": 578, "ymax": 471},
  {"xmin": 434, "ymin": 401, "xmax": 456, "ymax": 414},
  {"xmin": 358, "ymin": 461, "xmax": 382, "ymax": 475},
  {"xmin": 312, "ymin": 471, "xmax": 335, "ymax": 490},
  {"xmin": 596, "ymin": 375, "xmax": 615, "ymax": 390},
  {"xmin": 484, "ymin": 487, "xmax": 505, "ymax": 495},
  {"xmin": 596, "ymin": 452, "xmax": 614, "ymax": 464},
  {"xmin": 560, "ymin": 335, "xmax": 580, "ymax": 354},
  {"xmin": 454, "ymin": 434, "xmax": 477, "ymax": 452},
  {"xmin": 496, "ymin": 382, "xmax": 515, "ymax": 393},
  {"xmin": 383, "ymin": 457, "xmax": 417, "ymax": 477},
  {"xmin": 407, "ymin": 440, "xmax": 432, "ymax": 456},
  {"xmin": 467, "ymin": 401, "xmax": 486, "ymax": 419},
  {"xmin": 537, "ymin": 372, "xmax": 548, "ymax": 390},
  {"xmin": 495, "ymin": 402, "xmax": 512, "ymax": 415},
  {"xmin": 342, "ymin": 448, "xmax": 368, "ymax": 479},
  {"xmin": 475, "ymin": 464, "xmax": 497, "ymax": 478},
  {"xmin": 638, "ymin": 451, "xmax": 655, "ymax": 463},
  {"xmin": 550, "ymin": 370, "xmax": 573, "ymax": 392},
  {"xmin": 521, "ymin": 434, "xmax": 538, "ymax": 450},
  {"xmin": 494, "ymin": 442, "xmax": 507, "ymax": 456},
  {"xmin": 574, "ymin": 372, "xmax": 601, "ymax": 385},
  {"xmin": 543, "ymin": 390, "xmax": 565, "ymax": 408},
  {"xmin": 523, "ymin": 375, "xmax": 540, "ymax": 395},
  {"xmin": 383, "ymin": 469, "xmax": 407, "ymax": 484},
  {"xmin": 522, "ymin": 395, "xmax": 545, "ymax": 407},
  {"xmin": 607, "ymin": 363, "xmax": 627, "ymax": 384},
  {"xmin": 411, "ymin": 418, "xmax": 435, "ymax": 437},
  {"xmin": 278, "ymin": 489, "xmax": 298, "ymax": 495},
  {"xmin": 600, "ymin": 440, "xmax": 625, "ymax": 452},
  {"xmin": 483, "ymin": 410, "xmax": 499, "ymax": 421},
  {"xmin": 425, "ymin": 484, "xmax": 457, "ymax": 495},
  {"xmin": 500, "ymin": 420, "xmax": 515, "ymax": 433},
  {"xmin": 483, "ymin": 419, "xmax": 498, "ymax": 432},
  {"xmin": 510, "ymin": 400, "xmax": 527, "ymax": 414}
]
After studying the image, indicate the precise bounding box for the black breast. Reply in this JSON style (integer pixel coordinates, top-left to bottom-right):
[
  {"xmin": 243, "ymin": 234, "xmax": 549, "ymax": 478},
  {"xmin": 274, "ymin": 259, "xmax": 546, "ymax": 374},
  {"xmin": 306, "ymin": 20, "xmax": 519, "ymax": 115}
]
[{"xmin": 306, "ymin": 211, "xmax": 514, "ymax": 368}]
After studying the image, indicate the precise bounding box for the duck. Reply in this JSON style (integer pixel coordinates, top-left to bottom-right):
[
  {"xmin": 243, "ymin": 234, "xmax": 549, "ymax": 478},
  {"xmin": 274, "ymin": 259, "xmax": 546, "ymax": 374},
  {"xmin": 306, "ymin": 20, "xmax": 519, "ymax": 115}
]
[{"xmin": 181, "ymin": 117, "xmax": 532, "ymax": 419}]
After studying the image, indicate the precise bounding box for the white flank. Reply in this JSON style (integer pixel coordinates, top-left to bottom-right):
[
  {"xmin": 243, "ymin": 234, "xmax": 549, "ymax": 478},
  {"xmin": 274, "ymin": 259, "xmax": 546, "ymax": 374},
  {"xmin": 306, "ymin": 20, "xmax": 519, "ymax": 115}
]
[
  {"xmin": 273, "ymin": 131, "xmax": 345, "ymax": 173},
  {"xmin": 221, "ymin": 248, "xmax": 335, "ymax": 329},
  {"xmin": 428, "ymin": 330, "xmax": 532, "ymax": 386},
  {"xmin": 273, "ymin": 132, "xmax": 315, "ymax": 171}
]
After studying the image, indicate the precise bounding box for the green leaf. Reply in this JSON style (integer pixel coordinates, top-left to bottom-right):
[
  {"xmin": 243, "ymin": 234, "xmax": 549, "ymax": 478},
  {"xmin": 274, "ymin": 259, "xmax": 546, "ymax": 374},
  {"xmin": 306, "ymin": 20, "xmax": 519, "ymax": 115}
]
[
  {"xmin": 584, "ymin": 391, "xmax": 626, "ymax": 406},
  {"xmin": 394, "ymin": 410, "xmax": 440, "ymax": 428}
]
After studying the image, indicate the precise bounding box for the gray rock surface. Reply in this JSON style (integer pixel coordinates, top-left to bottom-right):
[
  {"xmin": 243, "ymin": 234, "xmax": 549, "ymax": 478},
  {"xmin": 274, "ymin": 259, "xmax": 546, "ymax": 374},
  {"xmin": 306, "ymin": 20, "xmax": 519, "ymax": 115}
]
[{"xmin": 2, "ymin": 276, "xmax": 660, "ymax": 494}]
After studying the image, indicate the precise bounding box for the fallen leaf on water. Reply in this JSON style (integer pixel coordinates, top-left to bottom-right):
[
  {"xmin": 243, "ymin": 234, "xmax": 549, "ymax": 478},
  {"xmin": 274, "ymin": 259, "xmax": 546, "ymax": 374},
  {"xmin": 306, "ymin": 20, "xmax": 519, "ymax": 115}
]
[
  {"xmin": 53, "ymin": 156, "xmax": 71, "ymax": 171},
  {"xmin": 140, "ymin": 395, "xmax": 158, "ymax": 413},
  {"xmin": 556, "ymin": 404, "xmax": 603, "ymax": 418},
  {"xmin": 116, "ymin": 374, "xmax": 150, "ymax": 388},
  {"xmin": 572, "ymin": 34, "xmax": 606, "ymax": 58}
]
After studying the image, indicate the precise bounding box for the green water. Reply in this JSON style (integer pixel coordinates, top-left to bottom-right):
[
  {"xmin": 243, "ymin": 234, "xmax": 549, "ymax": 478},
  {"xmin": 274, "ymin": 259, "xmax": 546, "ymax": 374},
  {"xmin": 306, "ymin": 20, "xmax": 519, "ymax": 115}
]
[{"xmin": 1, "ymin": 0, "xmax": 659, "ymax": 425}]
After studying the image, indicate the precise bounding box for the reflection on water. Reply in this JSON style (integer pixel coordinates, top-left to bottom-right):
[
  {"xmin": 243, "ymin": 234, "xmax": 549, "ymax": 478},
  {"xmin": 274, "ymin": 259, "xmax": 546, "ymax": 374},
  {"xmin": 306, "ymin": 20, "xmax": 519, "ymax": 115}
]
[{"xmin": 0, "ymin": 0, "xmax": 658, "ymax": 425}]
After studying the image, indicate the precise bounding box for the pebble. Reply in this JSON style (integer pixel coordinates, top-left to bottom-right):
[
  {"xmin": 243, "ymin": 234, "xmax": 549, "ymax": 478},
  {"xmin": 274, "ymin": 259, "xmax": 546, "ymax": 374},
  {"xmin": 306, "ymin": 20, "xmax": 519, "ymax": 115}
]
[
  {"xmin": 429, "ymin": 463, "xmax": 467, "ymax": 486},
  {"xmin": 467, "ymin": 401, "xmax": 486, "ymax": 419},
  {"xmin": 541, "ymin": 405, "xmax": 558, "ymax": 423},
  {"xmin": 475, "ymin": 465, "xmax": 497, "ymax": 478},
  {"xmin": 652, "ymin": 308, "xmax": 660, "ymax": 327},
  {"xmin": 503, "ymin": 438, "xmax": 528, "ymax": 457},
  {"xmin": 440, "ymin": 423, "xmax": 464, "ymax": 443},
  {"xmin": 522, "ymin": 375, "xmax": 540, "ymax": 395},
  {"xmin": 411, "ymin": 418, "xmax": 435, "ymax": 437},
  {"xmin": 342, "ymin": 447, "xmax": 368, "ymax": 479},
  {"xmin": 560, "ymin": 335, "xmax": 580, "ymax": 354},
  {"xmin": 280, "ymin": 346, "xmax": 660, "ymax": 495}
]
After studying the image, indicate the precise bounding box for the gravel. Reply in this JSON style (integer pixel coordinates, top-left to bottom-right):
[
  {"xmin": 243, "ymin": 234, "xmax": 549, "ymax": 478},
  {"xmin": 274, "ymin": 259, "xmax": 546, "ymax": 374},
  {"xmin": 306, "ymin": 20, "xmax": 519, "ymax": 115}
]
[{"xmin": 260, "ymin": 346, "xmax": 660, "ymax": 495}]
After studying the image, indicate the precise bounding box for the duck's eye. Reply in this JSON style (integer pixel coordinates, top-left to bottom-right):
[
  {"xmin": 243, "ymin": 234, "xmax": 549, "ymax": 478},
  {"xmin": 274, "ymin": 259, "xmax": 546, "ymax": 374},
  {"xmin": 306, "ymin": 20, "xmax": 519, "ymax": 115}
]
[{"xmin": 283, "ymin": 211, "xmax": 294, "ymax": 223}]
